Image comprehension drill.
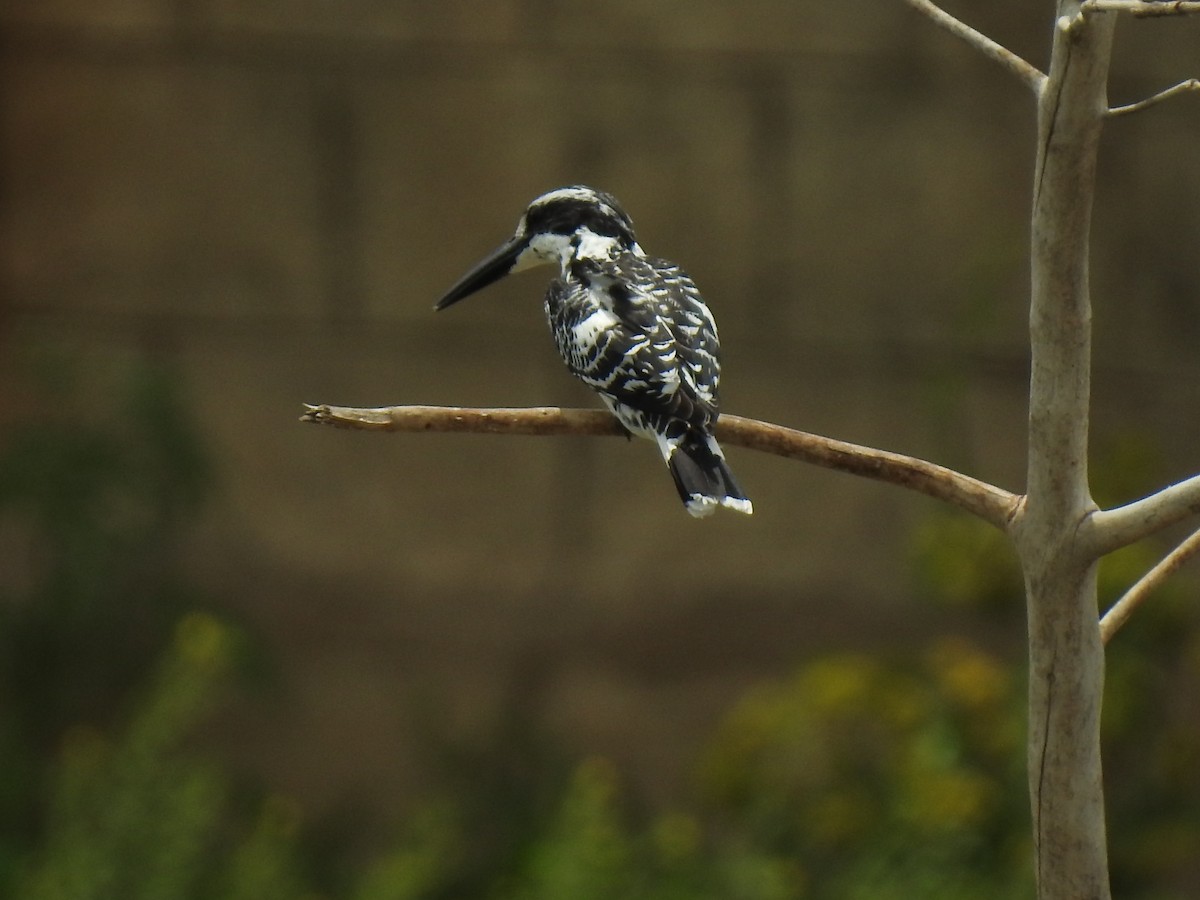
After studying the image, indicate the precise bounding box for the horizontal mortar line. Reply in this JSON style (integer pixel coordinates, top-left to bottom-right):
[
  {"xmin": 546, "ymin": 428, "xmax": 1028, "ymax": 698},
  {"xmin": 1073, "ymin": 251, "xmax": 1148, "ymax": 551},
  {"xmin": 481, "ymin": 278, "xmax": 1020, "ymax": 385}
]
[
  {"xmin": 7, "ymin": 304, "xmax": 1192, "ymax": 392},
  {"xmin": 6, "ymin": 300, "xmax": 1023, "ymax": 356},
  {"xmin": 0, "ymin": 21, "xmax": 898, "ymax": 80}
]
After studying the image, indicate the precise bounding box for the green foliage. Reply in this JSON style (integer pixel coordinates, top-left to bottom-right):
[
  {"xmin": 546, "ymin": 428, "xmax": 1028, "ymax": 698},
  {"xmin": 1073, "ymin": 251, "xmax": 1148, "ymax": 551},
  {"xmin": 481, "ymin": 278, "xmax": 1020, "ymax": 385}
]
[
  {"xmin": 22, "ymin": 614, "xmax": 222, "ymax": 900},
  {"xmin": 1098, "ymin": 562, "xmax": 1200, "ymax": 897},
  {"xmin": 496, "ymin": 758, "xmax": 801, "ymax": 900},
  {"xmin": 14, "ymin": 613, "xmax": 309, "ymax": 900},
  {"xmin": 0, "ymin": 352, "xmax": 221, "ymax": 896},
  {"xmin": 701, "ymin": 643, "xmax": 1032, "ymax": 900},
  {"xmin": 503, "ymin": 758, "xmax": 638, "ymax": 900},
  {"xmin": 910, "ymin": 511, "xmax": 1020, "ymax": 613},
  {"xmin": 0, "ymin": 354, "xmax": 211, "ymax": 749},
  {"xmin": 351, "ymin": 805, "xmax": 462, "ymax": 900}
]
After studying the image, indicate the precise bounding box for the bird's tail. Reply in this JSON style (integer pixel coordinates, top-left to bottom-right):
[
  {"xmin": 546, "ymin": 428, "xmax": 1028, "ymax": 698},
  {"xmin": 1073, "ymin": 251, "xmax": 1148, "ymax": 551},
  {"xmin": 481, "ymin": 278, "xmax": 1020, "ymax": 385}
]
[{"xmin": 661, "ymin": 431, "xmax": 753, "ymax": 518}]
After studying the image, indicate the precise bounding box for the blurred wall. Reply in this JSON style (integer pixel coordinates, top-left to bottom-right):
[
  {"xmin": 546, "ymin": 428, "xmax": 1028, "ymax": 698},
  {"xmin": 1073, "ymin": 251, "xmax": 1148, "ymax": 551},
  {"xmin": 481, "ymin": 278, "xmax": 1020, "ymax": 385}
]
[{"xmin": 2, "ymin": 1, "xmax": 1199, "ymax": 815}]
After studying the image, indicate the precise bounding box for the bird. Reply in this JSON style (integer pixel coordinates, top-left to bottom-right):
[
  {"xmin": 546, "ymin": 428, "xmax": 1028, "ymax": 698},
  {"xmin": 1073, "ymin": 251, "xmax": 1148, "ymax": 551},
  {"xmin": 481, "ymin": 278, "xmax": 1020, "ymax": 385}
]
[{"xmin": 434, "ymin": 185, "xmax": 752, "ymax": 518}]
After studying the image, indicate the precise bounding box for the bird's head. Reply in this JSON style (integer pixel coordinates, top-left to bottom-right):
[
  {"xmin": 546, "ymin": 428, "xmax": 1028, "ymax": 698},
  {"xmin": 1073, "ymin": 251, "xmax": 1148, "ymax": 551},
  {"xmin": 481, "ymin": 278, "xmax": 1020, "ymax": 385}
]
[{"xmin": 435, "ymin": 186, "xmax": 641, "ymax": 310}]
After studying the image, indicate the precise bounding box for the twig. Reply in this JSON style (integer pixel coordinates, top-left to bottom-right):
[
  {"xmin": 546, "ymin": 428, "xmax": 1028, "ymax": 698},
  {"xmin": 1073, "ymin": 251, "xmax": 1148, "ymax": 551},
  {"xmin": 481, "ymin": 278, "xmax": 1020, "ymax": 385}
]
[
  {"xmin": 1082, "ymin": 0, "xmax": 1200, "ymax": 16},
  {"xmin": 301, "ymin": 404, "xmax": 1021, "ymax": 530},
  {"xmin": 901, "ymin": 0, "xmax": 1046, "ymax": 93},
  {"xmin": 1100, "ymin": 526, "xmax": 1200, "ymax": 643},
  {"xmin": 1108, "ymin": 78, "xmax": 1200, "ymax": 116},
  {"xmin": 1083, "ymin": 473, "xmax": 1200, "ymax": 556}
]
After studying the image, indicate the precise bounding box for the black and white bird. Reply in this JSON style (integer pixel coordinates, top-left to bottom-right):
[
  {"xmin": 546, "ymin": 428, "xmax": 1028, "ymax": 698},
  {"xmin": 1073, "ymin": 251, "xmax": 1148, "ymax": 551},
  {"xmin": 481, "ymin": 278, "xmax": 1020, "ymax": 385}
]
[{"xmin": 435, "ymin": 186, "xmax": 752, "ymax": 518}]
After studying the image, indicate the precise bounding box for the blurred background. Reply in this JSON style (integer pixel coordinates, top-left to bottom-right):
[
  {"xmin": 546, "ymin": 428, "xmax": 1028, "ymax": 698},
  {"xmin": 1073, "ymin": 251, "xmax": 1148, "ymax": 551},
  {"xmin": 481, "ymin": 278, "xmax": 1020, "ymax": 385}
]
[{"xmin": 2, "ymin": 1, "xmax": 1200, "ymax": 897}]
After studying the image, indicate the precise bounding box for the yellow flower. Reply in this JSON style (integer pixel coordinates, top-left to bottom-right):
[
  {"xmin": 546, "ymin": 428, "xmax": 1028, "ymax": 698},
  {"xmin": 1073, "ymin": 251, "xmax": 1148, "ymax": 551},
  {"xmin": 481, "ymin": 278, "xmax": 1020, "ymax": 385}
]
[
  {"xmin": 800, "ymin": 655, "xmax": 878, "ymax": 715},
  {"xmin": 174, "ymin": 612, "xmax": 231, "ymax": 674},
  {"xmin": 903, "ymin": 770, "xmax": 997, "ymax": 830},
  {"xmin": 651, "ymin": 812, "xmax": 702, "ymax": 862},
  {"xmin": 928, "ymin": 639, "xmax": 1010, "ymax": 710},
  {"xmin": 808, "ymin": 789, "xmax": 874, "ymax": 845}
]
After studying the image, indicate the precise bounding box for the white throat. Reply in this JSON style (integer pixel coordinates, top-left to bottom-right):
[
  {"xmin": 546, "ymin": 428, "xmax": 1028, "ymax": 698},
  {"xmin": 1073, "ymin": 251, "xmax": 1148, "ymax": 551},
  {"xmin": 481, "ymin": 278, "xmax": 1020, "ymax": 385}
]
[
  {"xmin": 573, "ymin": 228, "xmax": 624, "ymax": 262},
  {"xmin": 513, "ymin": 228, "xmax": 642, "ymax": 277}
]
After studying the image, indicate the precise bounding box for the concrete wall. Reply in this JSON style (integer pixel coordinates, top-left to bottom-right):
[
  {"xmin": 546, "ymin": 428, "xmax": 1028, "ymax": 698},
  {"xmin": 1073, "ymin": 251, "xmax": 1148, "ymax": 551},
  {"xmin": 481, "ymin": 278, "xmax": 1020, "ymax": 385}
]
[{"xmin": 3, "ymin": 1, "xmax": 1199, "ymax": 814}]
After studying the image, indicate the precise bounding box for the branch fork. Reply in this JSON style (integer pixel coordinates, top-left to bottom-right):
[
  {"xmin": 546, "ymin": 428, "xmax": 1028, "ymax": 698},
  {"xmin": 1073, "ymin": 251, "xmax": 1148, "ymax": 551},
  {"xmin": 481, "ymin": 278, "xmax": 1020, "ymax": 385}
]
[
  {"xmin": 1108, "ymin": 78, "xmax": 1200, "ymax": 116},
  {"xmin": 1082, "ymin": 0, "xmax": 1200, "ymax": 16},
  {"xmin": 901, "ymin": 0, "xmax": 1046, "ymax": 91}
]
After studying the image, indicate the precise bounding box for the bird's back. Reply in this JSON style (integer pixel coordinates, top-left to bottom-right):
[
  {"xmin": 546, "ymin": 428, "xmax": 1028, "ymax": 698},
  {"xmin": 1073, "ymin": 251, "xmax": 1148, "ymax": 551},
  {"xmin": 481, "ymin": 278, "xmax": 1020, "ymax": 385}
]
[{"xmin": 544, "ymin": 252, "xmax": 722, "ymax": 433}]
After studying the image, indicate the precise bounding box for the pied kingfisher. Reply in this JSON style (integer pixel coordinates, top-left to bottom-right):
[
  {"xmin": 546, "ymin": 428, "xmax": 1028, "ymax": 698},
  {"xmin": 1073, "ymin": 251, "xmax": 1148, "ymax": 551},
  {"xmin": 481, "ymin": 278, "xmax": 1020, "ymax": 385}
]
[{"xmin": 435, "ymin": 185, "xmax": 752, "ymax": 518}]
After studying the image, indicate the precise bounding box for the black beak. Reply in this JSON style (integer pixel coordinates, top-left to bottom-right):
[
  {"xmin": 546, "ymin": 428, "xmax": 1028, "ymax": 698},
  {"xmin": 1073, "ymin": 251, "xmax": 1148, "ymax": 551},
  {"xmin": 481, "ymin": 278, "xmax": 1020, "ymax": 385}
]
[{"xmin": 435, "ymin": 234, "xmax": 530, "ymax": 310}]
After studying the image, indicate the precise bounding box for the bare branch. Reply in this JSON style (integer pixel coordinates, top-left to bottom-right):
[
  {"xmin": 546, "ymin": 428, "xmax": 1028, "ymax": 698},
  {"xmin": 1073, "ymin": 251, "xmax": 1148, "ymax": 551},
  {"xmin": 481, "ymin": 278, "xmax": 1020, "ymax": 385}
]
[
  {"xmin": 301, "ymin": 403, "xmax": 1021, "ymax": 530},
  {"xmin": 1108, "ymin": 78, "xmax": 1200, "ymax": 116},
  {"xmin": 1082, "ymin": 0, "xmax": 1200, "ymax": 16},
  {"xmin": 901, "ymin": 0, "xmax": 1046, "ymax": 92},
  {"xmin": 1083, "ymin": 473, "xmax": 1200, "ymax": 557},
  {"xmin": 302, "ymin": 403, "xmax": 622, "ymax": 437},
  {"xmin": 1100, "ymin": 526, "xmax": 1200, "ymax": 643}
]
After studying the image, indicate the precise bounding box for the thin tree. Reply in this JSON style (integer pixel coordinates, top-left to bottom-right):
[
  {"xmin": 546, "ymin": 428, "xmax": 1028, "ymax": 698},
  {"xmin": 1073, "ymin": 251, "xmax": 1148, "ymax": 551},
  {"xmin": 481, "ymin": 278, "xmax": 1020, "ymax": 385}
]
[{"xmin": 304, "ymin": 2, "xmax": 1200, "ymax": 897}]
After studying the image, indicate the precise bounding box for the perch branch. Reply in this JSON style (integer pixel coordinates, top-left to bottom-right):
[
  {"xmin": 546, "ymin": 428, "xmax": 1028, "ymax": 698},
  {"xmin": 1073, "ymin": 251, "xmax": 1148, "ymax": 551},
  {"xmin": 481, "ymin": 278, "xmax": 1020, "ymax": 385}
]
[
  {"xmin": 901, "ymin": 0, "xmax": 1046, "ymax": 92},
  {"xmin": 1083, "ymin": 472, "xmax": 1200, "ymax": 556},
  {"xmin": 1100, "ymin": 525, "xmax": 1200, "ymax": 643},
  {"xmin": 301, "ymin": 404, "xmax": 1021, "ymax": 530},
  {"xmin": 1082, "ymin": 0, "xmax": 1200, "ymax": 15},
  {"xmin": 1108, "ymin": 78, "xmax": 1200, "ymax": 116},
  {"xmin": 302, "ymin": 403, "xmax": 621, "ymax": 437}
]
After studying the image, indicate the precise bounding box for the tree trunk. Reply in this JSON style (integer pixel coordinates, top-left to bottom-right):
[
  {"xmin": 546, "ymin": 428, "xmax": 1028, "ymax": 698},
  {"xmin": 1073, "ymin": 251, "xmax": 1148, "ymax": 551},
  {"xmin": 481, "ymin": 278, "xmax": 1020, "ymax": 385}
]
[{"xmin": 1017, "ymin": 4, "xmax": 1116, "ymax": 898}]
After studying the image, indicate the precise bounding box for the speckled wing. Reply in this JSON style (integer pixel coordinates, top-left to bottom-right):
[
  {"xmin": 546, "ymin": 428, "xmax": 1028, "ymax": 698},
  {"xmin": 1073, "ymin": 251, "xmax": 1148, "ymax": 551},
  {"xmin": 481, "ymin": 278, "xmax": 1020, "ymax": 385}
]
[{"xmin": 544, "ymin": 253, "xmax": 722, "ymax": 431}]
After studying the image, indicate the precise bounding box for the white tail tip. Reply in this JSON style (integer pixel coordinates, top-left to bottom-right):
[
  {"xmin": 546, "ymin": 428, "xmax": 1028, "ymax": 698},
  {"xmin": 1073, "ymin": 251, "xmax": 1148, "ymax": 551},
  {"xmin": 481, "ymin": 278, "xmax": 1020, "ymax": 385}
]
[{"xmin": 685, "ymin": 494, "xmax": 753, "ymax": 518}]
